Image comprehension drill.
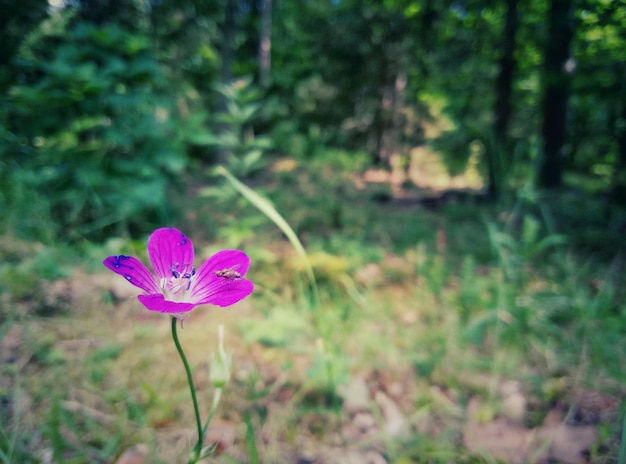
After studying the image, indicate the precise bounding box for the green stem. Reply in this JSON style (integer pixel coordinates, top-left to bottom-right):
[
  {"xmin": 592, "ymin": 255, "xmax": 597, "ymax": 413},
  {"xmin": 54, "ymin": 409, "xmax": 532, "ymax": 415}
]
[
  {"xmin": 170, "ymin": 317, "xmax": 203, "ymax": 461},
  {"xmin": 202, "ymin": 387, "xmax": 223, "ymax": 436},
  {"xmin": 618, "ymin": 402, "xmax": 626, "ymax": 464}
]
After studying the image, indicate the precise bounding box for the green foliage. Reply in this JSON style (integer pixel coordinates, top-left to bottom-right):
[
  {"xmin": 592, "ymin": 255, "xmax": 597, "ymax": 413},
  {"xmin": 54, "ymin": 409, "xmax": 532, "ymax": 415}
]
[
  {"xmin": 1, "ymin": 21, "xmax": 186, "ymax": 242},
  {"xmin": 244, "ymin": 410, "xmax": 260, "ymax": 464},
  {"xmin": 43, "ymin": 396, "xmax": 123, "ymax": 464},
  {"xmin": 0, "ymin": 432, "xmax": 38, "ymax": 464},
  {"xmin": 189, "ymin": 78, "xmax": 273, "ymax": 177},
  {"xmin": 2, "ymin": 0, "xmax": 626, "ymax": 461},
  {"xmin": 272, "ymin": 0, "xmax": 429, "ymax": 160},
  {"xmin": 238, "ymin": 308, "xmax": 310, "ymax": 348},
  {"xmin": 87, "ymin": 344, "xmax": 123, "ymax": 384},
  {"xmin": 3, "ymin": 155, "xmax": 625, "ymax": 462},
  {"xmin": 570, "ymin": 3, "xmax": 626, "ymax": 184},
  {"xmin": 0, "ymin": 382, "xmax": 39, "ymax": 464},
  {"xmin": 0, "ymin": 0, "xmax": 49, "ymax": 92}
]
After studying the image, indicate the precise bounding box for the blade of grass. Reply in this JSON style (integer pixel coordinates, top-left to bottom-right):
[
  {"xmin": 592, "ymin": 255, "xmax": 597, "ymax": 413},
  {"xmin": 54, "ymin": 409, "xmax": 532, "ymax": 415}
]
[
  {"xmin": 217, "ymin": 166, "xmax": 340, "ymax": 408},
  {"xmin": 0, "ymin": 426, "xmax": 12, "ymax": 464},
  {"xmin": 215, "ymin": 165, "xmax": 318, "ymax": 293},
  {"xmin": 617, "ymin": 403, "xmax": 626, "ymax": 464},
  {"xmin": 244, "ymin": 410, "xmax": 259, "ymax": 464}
]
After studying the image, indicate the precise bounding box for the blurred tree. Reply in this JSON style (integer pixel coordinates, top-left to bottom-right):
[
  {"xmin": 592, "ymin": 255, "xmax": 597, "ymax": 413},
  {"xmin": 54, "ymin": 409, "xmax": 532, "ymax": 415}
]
[
  {"xmin": 215, "ymin": 0, "xmax": 240, "ymax": 164},
  {"xmin": 189, "ymin": 77, "xmax": 273, "ymax": 176},
  {"xmin": 148, "ymin": 0, "xmax": 222, "ymax": 96},
  {"xmin": 258, "ymin": 0, "xmax": 272, "ymax": 88},
  {"xmin": 615, "ymin": 98, "xmax": 626, "ymax": 203},
  {"xmin": 491, "ymin": 0, "xmax": 519, "ymax": 199},
  {"xmin": 0, "ymin": 0, "xmax": 49, "ymax": 92},
  {"xmin": 220, "ymin": 0, "xmax": 237, "ymax": 86},
  {"xmin": 427, "ymin": 1, "xmax": 503, "ymax": 178},
  {"xmin": 3, "ymin": 0, "xmax": 626, "ymax": 234},
  {"xmin": 147, "ymin": 0, "xmax": 234, "ymax": 166},
  {"xmin": 2, "ymin": 20, "xmax": 185, "ymax": 241},
  {"xmin": 537, "ymin": 0, "xmax": 574, "ymax": 188},
  {"xmin": 433, "ymin": 0, "xmax": 525, "ymax": 198},
  {"xmin": 69, "ymin": 0, "xmax": 143, "ymax": 28},
  {"xmin": 271, "ymin": 0, "xmax": 428, "ymax": 164},
  {"xmin": 572, "ymin": 0, "xmax": 626, "ymax": 203}
]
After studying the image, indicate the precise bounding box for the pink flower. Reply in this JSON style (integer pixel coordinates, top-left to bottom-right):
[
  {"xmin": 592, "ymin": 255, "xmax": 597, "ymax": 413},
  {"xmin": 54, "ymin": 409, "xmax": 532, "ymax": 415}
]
[{"xmin": 103, "ymin": 228, "xmax": 253, "ymax": 317}]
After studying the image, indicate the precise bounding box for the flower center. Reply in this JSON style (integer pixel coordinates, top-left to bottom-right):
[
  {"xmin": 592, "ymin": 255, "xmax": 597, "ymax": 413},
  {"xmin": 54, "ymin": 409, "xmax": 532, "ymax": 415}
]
[{"xmin": 160, "ymin": 263, "xmax": 196, "ymax": 301}]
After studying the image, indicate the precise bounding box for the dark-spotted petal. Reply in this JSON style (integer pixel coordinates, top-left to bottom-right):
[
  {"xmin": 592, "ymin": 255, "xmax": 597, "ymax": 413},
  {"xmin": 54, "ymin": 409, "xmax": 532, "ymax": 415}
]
[
  {"xmin": 103, "ymin": 255, "xmax": 159, "ymax": 293},
  {"xmin": 147, "ymin": 228, "xmax": 195, "ymax": 279},
  {"xmin": 137, "ymin": 294, "xmax": 196, "ymax": 314}
]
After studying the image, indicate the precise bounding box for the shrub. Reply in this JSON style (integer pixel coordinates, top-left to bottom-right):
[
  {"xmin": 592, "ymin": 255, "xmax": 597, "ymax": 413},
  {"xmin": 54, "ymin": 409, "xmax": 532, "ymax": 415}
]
[{"xmin": 1, "ymin": 21, "xmax": 186, "ymax": 242}]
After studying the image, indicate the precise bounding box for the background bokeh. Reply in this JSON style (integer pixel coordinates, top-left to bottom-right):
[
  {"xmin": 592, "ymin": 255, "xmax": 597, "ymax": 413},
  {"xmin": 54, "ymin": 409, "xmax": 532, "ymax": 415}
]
[{"xmin": 1, "ymin": 1, "xmax": 625, "ymax": 463}]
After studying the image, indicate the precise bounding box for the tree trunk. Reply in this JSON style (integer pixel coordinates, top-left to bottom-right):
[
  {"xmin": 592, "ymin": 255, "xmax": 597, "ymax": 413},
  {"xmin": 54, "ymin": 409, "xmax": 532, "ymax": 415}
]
[
  {"xmin": 258, "ymin": 0, "xmax": 272, "ymax": 88},
  {"xmin": 220, "ymin": 0, "xmax": 237, "ymax": 88},
  {"xmin": 490, "ymin": 0, "xmax": 518, "ymax": 199},
  {"xmin": 537, "ymin": 0, "xmax": 574, "ymax": 189},
  {"xmin": 371, "ymin": 53, "xmax": 390, "ymax": 166},
  {"xmin": 611, "ymin": 96, "xmax": 626, "ymax": 204},
  {"xmin": 216, "ymin": 0, "xmax": 237, "ymax": 164},
  {"xmin": 377, "ymin": 72, "xmax": 407, "ymax": 170}
]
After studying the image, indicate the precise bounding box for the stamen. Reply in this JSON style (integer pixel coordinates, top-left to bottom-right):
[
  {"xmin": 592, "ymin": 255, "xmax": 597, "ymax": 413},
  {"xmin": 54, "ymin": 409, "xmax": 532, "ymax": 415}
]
[{"xmin": 162, "ymin": 264, "xmax": 196, "ymax": 299}]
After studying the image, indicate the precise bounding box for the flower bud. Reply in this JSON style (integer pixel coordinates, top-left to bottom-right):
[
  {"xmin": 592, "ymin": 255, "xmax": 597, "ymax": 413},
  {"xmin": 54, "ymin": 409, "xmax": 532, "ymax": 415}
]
[{"xmin": 210, "ymin": 325, "xmax": 232, "ymax": 388}]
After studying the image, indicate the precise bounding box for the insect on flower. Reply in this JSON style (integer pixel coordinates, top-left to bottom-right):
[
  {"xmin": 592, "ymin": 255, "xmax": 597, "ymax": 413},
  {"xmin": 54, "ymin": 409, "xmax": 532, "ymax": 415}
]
[{"xmin": 214, "ymin": 266, "xmax": 242, "ymax": 280}]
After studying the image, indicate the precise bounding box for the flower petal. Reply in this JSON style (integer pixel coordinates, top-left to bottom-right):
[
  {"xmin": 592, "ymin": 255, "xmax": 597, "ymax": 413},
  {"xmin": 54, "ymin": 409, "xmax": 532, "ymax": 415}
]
[
  {"xmin": 196, "ymin": 249, "xmax": 251, "ymax": 278},
  {"xmin": 103, "ymin": 255, "xmax": 159, "ymax": 293},
  {"xmin": 196, "ymin": 278, "xmax": 254, "ymax": 307},
  {"xmin": 147, "ymin": 228, "xmax": 195, "ymax": 279},
  {"xmin": 189, "ymin": 250, "xmax": 253, "ymax": 307},
  {"xmin": 137, "ymin": 294, "xmax": 196, "ymax": 314}
]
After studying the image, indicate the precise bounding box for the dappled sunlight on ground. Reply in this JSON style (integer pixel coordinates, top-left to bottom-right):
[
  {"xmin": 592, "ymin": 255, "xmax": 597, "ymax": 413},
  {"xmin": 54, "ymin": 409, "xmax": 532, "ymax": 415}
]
[
  {"xmin": 408, "ymin": 146, "xmax": 484, "ymax": 192},
  {"xmin": 356, "ymin": 147, "xmax": 483, "ymax": 196}
]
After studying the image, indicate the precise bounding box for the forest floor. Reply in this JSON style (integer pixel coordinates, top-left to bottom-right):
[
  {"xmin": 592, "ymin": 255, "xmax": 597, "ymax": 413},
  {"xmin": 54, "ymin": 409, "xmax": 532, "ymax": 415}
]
[{"xmin": 1, "ymin": 152, "xmax": 624, "ymax": 464}]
